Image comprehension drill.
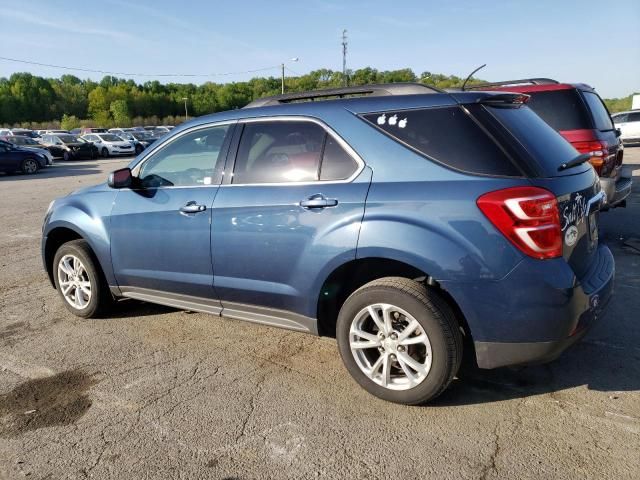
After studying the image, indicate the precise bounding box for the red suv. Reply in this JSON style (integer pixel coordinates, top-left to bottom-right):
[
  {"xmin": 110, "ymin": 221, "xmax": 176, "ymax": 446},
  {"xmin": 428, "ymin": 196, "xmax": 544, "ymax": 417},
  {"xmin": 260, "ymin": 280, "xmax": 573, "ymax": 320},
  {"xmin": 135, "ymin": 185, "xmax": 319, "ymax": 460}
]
[{"xmin": 468, "ymin": 78, "xmax": 632, "ymax": 209}]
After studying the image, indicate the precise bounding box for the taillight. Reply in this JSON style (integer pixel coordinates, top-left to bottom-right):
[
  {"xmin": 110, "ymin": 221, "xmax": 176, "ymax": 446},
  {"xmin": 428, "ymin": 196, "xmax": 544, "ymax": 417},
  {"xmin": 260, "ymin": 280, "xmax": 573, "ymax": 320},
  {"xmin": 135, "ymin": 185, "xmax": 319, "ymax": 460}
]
[
  {"xmin": 477, "ymin": 187, "xmax": 562, "ymax": 260},
  {"xmin": 572, "ymin": 140, "xmax": 610, "ymax": 175}
]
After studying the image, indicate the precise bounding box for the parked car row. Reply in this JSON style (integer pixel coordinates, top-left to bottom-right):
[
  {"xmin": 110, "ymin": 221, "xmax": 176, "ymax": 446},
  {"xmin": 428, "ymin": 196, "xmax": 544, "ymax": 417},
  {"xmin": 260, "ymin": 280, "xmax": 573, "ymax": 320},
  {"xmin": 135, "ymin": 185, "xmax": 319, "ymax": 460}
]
[
  {"xmin": 0, "ymin": 125, "xmax": 171, "ymax": 173},
  {"xmin": 43, "ymin": 80, "xmax": 627, "ymax": 404}
]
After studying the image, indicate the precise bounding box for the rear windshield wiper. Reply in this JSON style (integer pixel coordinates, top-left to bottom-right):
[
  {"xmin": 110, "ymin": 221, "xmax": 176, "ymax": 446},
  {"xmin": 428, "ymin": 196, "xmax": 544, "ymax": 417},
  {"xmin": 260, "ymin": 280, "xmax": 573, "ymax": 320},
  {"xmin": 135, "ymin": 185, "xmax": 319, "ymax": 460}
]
[{"xmin": 558, "ymin": 152, "xmax": 591, "ymax": 171}]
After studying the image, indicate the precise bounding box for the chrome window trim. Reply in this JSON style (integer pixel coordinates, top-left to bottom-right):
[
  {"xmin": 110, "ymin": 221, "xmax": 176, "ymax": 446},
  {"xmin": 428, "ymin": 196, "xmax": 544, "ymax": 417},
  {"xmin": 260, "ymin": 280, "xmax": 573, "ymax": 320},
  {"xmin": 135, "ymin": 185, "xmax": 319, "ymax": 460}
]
[
  {"xmin": 130, "ymin": 120, "xmax": 237, "ymax": 178},
  {"xmin": 223, "ymin": 115, "xmax": 366, "ymax": 187}
]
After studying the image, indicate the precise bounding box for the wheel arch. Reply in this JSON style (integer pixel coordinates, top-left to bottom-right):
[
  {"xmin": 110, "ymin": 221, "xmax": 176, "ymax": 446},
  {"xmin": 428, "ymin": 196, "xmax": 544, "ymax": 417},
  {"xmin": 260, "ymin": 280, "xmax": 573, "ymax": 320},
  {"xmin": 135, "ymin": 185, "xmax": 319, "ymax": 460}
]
[{"xmin": 315, "ymin": 257, "xmax": 473, "ymax": 350}]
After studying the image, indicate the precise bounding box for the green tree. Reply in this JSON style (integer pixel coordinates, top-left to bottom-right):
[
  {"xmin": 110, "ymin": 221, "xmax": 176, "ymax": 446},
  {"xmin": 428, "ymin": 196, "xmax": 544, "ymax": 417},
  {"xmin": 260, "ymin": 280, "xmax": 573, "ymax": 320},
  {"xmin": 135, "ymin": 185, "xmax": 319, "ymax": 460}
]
[
  {"xmin": 110, "ymin": 99, "xmax": 130, "ymax": 126},
  {"xmin": 60, "ymin": 114, "xmax": 80, "ymax": 131}
]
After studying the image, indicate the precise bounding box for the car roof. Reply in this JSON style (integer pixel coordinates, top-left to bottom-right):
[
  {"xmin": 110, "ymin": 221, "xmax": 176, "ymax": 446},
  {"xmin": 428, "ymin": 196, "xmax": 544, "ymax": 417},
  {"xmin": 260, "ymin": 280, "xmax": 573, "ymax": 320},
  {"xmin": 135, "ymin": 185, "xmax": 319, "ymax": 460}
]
[{"xmin": 185, "ymin": 87, "xmax": 510, "ymax": 127}]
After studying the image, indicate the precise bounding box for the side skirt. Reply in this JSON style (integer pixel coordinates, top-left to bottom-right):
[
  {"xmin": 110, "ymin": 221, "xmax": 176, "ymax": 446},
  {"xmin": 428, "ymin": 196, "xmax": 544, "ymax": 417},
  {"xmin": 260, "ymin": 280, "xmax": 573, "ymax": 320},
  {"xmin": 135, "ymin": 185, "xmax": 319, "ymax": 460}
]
[{"xmin": 114, "ymin": 286, "xmax": 318, "ymax": 335}]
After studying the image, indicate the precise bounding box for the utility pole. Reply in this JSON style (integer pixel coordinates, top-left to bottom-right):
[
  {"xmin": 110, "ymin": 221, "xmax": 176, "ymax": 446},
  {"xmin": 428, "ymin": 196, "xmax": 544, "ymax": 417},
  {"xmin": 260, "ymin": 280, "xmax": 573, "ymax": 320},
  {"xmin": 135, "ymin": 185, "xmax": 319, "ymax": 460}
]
[
  {"xmin": 281, "ymin": 63, "xmax": 285, "ymax": 94},
  {"xmin": 182, "ymin": 97, "xmax": 188, "ymax": 121},
  {"xmin": 341, "ymin": 29, "xmax": 348, "ymax": 86}
]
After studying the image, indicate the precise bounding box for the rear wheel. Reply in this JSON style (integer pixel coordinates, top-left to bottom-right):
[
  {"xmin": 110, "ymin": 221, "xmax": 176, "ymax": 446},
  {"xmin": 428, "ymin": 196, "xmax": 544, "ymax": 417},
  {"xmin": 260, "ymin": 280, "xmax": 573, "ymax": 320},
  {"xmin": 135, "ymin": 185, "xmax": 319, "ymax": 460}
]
[
  {"xmin": 101, "ymin": 147, "xmax": 109, "ymax": 158},
  {"xmin": 63, "ymin": 151, "xmax": 70, "ymax": 161},
  {"xmin": 135, "ymin": 144, "xmax": 144, "ymax": 155},
  {"xmin": 21, "ymin": 158, "xmax": 39, "ymax": 174},
  {"xmin": 336, "ymin": 277, "xmax": 462, "ymax": 405},
  {"xmin": 53, "ymin": 240, "xmax": 114, "ymax": 318}
]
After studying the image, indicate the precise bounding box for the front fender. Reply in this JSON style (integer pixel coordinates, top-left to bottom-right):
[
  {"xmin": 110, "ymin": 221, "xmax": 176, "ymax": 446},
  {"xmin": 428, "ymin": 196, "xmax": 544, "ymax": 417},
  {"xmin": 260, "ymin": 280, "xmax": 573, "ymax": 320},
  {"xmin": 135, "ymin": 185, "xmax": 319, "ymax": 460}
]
[{"xmin": 43, "ymin": 189, "xmax": 117, "ymax": 285}]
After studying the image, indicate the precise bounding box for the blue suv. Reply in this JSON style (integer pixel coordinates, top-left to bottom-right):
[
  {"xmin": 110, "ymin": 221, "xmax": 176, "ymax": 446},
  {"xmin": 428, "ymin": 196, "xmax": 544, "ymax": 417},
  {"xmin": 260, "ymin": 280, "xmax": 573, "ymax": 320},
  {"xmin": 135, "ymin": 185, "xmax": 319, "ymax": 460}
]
[{"xmin": 42, "ymin": 84, "xmax": 614, "ymax": 404}]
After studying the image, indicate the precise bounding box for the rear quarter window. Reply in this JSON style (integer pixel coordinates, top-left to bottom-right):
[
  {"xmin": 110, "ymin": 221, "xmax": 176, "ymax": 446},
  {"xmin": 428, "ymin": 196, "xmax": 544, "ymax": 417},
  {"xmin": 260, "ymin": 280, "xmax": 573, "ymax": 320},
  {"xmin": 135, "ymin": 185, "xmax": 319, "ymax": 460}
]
[
  {"xmin": 582, "ymin": 91, "xmax": 614, "ymax": 131},
  {"xmin": 361, "ymin": 106, "xmax": 520, "ymax": 177},
  {"xmin": 526, "ymin": 89, "xmax": 591, "ymax": 131}
]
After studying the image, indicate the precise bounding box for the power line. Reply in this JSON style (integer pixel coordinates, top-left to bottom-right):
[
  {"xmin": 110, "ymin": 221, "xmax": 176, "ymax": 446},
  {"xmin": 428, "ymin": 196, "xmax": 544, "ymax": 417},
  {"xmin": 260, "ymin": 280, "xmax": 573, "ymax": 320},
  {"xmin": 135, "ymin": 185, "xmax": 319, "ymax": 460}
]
[{"xmin": 0, "ymin": 55, "xmax": 281, "ymax": 78}]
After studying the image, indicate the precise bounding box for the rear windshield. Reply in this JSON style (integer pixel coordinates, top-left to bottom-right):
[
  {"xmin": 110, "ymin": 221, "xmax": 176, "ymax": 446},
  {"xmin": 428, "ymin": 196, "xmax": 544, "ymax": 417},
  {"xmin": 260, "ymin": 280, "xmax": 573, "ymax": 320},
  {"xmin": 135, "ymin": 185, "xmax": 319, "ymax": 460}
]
[
  {"xmin": 361, "ymin": 106, "xmax": 520, "ymax": 176},
  {"xmin": 526, "ymin": 89, "xmax": 591, "ymax": 131},
  {"xmin": 582, "ymin": 91, "xmax": 614, "ymax": 131},
  {"xmin": 485, "ymin": 105, "xmax": 588, "ymax": 177}
]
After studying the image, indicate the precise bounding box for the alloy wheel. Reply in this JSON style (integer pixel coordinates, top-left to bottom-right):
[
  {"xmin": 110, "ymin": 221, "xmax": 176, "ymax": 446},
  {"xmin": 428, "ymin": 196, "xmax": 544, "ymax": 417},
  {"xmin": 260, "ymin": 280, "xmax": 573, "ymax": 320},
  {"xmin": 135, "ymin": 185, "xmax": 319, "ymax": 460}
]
[
  {"xmin": 349, "ymin": 303, "xmax": 433, "ymax": 391},
  {"xmin": 57, "ymin": 254, "xmax": 92, "ymax": 309}
]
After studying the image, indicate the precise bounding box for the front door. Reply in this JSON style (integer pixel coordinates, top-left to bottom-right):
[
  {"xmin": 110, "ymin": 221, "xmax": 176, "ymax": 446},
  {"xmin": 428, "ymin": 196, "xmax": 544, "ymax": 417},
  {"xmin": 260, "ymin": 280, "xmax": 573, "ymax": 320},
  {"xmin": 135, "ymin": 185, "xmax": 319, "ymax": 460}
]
[
  {"xmin": 212, "ymin": 119, "xmax": 371, "ymax": 320},
  {"xmin": 110, "ymin": 123, "xmax": 234, "ymax": 300}
]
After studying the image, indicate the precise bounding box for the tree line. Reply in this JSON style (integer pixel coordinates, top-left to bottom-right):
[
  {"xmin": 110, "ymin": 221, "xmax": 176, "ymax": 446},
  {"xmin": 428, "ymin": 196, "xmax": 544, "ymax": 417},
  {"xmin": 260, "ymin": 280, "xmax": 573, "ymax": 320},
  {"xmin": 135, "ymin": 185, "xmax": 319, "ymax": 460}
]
[{"xmin": 0, "ymin": 68, "xmax": 634, "ymax": 129}]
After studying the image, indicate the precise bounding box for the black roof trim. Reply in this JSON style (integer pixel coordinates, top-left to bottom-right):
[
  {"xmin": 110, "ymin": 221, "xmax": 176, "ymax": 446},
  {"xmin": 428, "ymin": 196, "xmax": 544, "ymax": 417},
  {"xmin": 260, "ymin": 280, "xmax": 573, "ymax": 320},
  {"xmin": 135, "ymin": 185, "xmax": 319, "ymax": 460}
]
[
  {"xmin": 465, "ymin": 78, "xmax": 560, "ymax": 90},
  {"xmin": 243, "ymin": 83, "xmax": 444, "ymax": 108}
]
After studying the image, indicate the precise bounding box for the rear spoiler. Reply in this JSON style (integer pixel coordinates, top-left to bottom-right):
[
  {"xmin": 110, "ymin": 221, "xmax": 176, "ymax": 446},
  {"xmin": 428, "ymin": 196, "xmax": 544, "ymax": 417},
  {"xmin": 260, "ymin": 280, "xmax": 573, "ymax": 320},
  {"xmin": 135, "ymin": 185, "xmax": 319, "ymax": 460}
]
[{"xmin": 477, "ymin": 93, "xmax": 530, "ymax": 106}]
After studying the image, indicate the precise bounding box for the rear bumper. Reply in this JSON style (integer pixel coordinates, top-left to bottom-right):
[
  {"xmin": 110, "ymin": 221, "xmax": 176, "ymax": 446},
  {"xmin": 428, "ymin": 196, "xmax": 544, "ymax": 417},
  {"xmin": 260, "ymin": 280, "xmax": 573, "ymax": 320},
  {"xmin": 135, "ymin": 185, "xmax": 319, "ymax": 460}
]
[
  {"xmin": 600, "ymin": 173, "xmax": 632, "ymax": 208},
  {"xmin": 443, "ymin": 244, "xmax": 615, "ymax": 369}
]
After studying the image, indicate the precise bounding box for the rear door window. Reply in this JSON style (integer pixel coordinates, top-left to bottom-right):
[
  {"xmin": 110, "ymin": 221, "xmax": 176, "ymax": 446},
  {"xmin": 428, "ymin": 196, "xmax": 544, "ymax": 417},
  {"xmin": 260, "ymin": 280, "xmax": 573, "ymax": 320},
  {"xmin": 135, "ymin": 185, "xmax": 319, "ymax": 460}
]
[
  {"xmin": 526, "ymin": 89, "xmax": 591, "ymax": 131},
  {"xmin": 361, "ymin": 106, "xmax": 520, "ymax": 176},
  {"xmin": 582, "ymin": 91, "xmax": 614, "ymax": 131},
  {"xmin": 627, "ymin": 112, "xmax": 640, "ymax": 122}
]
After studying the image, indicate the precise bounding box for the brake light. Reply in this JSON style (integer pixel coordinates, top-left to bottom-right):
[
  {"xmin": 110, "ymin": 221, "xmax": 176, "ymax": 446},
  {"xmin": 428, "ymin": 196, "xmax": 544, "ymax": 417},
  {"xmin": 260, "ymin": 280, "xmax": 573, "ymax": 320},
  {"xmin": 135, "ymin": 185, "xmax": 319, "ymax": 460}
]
[
  {"xmin": 572, "ymin": 140, "xmax": 609, "ymax": 175},
  {"xmin": 477, "ymin": 187, "xmax": 562, "ymax": 259}
]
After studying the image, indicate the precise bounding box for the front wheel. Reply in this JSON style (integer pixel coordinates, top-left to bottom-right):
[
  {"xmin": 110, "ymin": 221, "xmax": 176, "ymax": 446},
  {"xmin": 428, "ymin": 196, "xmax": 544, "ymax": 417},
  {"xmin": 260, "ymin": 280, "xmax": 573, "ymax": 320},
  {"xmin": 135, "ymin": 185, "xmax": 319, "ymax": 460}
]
[
  {"xmin": 53, "ymin": 240, "xmax": 113, "ymax": 318},
  {"xmin": 63, "ymin": 151, "xmax": 70, "ymax": 161},
  {"xmin": 135, "ymin": 144, "xmax": 144, "ymax": 155},
  {"xmin": 21, "ymin": 158, "xmax": 39, "ymax": 174},
  {"xmin": 101, "ymin": 147, "xmax": 109, "ymax": 158},
  {"xmin": 336, "ymin": 277, "xmax": 462, "ymax": 405}
]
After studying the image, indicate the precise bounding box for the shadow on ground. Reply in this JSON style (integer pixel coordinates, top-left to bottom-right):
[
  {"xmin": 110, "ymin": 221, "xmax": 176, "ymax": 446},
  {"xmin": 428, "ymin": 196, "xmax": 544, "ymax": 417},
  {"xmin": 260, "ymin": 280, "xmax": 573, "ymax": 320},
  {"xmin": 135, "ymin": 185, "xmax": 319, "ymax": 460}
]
[{"xmin": 0, "ymin": 162, "xmax": 103, "ymax": 181}]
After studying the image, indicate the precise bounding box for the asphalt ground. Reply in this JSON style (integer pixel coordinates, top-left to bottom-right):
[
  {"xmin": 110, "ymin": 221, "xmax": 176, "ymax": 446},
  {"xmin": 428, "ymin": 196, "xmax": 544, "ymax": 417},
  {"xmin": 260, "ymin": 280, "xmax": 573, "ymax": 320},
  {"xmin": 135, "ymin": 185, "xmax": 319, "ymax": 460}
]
[{"xmin": 0, "ymin": 148, "xmax": 639, "ymax": 479}]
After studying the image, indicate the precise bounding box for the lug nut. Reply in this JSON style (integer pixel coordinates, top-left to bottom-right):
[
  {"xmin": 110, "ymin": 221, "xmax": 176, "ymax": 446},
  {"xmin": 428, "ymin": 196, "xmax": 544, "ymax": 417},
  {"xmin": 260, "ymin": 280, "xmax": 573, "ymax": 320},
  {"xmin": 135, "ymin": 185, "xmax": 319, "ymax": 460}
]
[
  {"xmin": 397, "ymin": 345, "xmax": 405, "ymax": 352},
  {"xmin": 390, "ymin": 354, "xmax": 397, "ymax": 361},
  {"xmin": 378, "ymin": 332, "xmax": 385, "ymax": 339},
  {"xmin": 389, "ymin": 332, "xmax": 398, "ymax": 340},
  {"xmin": 378, "ymin": 346, "xmax": 385, "ymax": 354}
]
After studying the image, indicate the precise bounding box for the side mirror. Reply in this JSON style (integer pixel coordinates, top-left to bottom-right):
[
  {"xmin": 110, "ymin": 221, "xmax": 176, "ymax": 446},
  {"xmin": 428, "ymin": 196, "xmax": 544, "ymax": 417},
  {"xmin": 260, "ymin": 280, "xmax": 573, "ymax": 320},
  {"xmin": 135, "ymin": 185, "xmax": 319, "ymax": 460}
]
[
  {"xmin": 108, "ymin": 167, "xmax": 133, "ymax": 189},
  {"xmin": 615, "ymin": 128, "xmax": 622, "ymax": 138}
]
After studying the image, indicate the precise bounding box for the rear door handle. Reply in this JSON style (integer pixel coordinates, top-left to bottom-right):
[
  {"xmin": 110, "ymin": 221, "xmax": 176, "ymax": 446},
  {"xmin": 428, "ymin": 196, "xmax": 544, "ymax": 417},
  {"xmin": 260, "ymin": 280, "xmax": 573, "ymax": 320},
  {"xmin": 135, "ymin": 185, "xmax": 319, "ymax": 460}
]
[
  {"xmin": 300, "ymin": 195, "xmax": 338, "ymax": 209},
  {"xmin": 180, "ymin": 201, "xmax": 207, "ymax": 214}
]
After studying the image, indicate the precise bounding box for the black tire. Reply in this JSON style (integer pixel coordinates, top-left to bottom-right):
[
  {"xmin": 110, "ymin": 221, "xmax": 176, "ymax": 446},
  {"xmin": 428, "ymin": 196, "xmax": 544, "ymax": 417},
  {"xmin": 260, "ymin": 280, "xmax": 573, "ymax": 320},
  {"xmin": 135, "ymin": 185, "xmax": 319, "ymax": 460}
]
[
  {"xmin": 53, "ymin": 239, "xmax": 114, "ymax": 318},
  {"xmin": 101, "ymin": 147, "xmax": 109, "ymax": 158},
  {"xmin": 21, "ymin": 158, "xmax": 39, "ymax": 175},
  {"xmin": 63, "ymin": 151, "xmax": 70, "ymax": 161},
  {"xmin": 336, "ymin": 277, "xmax": 462, "ymax": 405},
  {"xmin": 135, "ymin": 144, "xmax": 144, "ymax": 155}
]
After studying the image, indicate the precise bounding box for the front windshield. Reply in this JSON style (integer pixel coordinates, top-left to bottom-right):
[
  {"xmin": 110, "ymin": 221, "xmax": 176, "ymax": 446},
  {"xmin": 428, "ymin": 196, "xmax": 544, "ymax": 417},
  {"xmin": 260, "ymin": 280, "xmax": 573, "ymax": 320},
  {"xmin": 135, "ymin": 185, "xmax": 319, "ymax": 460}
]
[
  {"xmin": 100, "ymin": 134, "xmax": 124, "ymax": 142},
  {"xmin": 132, "ymin": 133, "xmax": 149, "ymax": 140},
  {"xmin": 59, "ymin": 135, "xmax": 80, "ymax": 143}
]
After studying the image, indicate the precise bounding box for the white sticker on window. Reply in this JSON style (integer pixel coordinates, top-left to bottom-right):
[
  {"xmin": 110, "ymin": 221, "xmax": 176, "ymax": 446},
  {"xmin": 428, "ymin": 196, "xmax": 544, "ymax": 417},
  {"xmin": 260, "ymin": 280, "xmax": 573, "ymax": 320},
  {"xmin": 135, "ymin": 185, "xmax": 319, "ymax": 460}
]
[
  {"xmin": 398, "ymin": 118, "xmax": 408, "ymax": 128},
  {"xmin": 203, "ymin": 176, "xmax": 212, "ymax": 185},
  {"xmin": 377, "ymin": 113, "xmax": 387, "ymax": 125},
  {"xmin": 388, "ymin": 114, "xmax": 398, "ymax": 126}
]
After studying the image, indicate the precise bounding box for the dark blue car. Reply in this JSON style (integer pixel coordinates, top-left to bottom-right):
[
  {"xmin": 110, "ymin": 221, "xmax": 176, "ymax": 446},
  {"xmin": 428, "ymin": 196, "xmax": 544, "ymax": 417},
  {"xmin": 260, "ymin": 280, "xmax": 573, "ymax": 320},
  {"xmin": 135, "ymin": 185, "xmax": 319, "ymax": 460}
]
[
  {"xmin": 41, "ymin": 84, "xmax": 614, "ymax": 404},
  {"xmin": 0, "ymin": 139, "xmax": 47, "ymax": 174}
]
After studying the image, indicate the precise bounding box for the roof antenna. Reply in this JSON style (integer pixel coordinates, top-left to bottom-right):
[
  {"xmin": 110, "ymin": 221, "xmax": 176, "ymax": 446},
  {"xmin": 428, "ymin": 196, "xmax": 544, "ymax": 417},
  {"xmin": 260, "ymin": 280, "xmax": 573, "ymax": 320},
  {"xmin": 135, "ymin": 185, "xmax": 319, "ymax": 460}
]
[{"xmin": 461, "ymin": 64, "xmax": 487, "ymax": 91}]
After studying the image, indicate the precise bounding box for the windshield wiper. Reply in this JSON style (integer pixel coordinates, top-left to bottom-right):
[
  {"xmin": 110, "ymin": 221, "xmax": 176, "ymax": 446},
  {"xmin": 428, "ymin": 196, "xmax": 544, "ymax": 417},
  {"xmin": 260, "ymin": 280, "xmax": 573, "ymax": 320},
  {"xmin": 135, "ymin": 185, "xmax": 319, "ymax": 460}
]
[{"xmin": 558, "ymin": 153, "xmax": 591, "ymax": 171}]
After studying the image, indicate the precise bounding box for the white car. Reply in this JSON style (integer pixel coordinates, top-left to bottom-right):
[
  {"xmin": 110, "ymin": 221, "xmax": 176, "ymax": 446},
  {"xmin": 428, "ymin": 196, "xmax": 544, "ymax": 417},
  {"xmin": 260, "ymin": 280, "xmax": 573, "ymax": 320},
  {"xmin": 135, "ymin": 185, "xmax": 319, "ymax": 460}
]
[
  {"xmin": 612, "ymin": 110, "xmax": 640, "ymax": 144},
  {"xmin": 81, "ymin": 133, "xmax": 135, "ymax": 157}
]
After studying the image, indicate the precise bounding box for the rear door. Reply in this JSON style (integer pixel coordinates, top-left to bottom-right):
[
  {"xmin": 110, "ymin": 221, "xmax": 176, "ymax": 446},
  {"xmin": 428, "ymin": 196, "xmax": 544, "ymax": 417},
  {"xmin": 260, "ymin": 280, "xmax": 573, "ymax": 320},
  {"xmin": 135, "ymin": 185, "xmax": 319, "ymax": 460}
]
[{"xmin": 211, "ymin": 118, "xmax": 371, "ymax": 320}]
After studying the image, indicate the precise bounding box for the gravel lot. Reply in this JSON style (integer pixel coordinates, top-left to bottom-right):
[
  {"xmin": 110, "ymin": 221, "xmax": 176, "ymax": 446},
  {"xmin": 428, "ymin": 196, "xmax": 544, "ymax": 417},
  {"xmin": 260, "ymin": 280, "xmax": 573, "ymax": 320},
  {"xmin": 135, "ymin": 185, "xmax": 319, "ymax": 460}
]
[{"xmin": 1, "ymin": 149, "xmax": 639, "ymax": 479}]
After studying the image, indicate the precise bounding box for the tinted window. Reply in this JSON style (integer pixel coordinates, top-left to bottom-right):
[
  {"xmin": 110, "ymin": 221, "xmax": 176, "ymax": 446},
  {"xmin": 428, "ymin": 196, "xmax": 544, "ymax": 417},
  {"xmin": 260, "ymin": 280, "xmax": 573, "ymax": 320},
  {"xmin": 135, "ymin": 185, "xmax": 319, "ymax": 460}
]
[
  {"xmin": 627, "ymin": 112, "xmax": 640, "ymax": 122},
  {"xmin": 320, "ymin": 137, "xmax": 359, "ymax": 180},
  {"xmin": 612, "ymin": 114, "xmax": 628, "ymax": 123},
  {"xmin": 526, "ymin": 90, "xmax": 591, "ymax": 130},
  {"xmin": 233, "ymin": 121, "xmax": 324, "ymax": 184},
  {"xmin": 362, "ymin": 106, "xmax": 519, "ymax": 176},
  {"xmin": 582, "ymin": 92, "xmax": 613, "ymax": 131},
  {"xmin": 100, "ymin": 134, "xmax": 123, "ymax": 142},
  {"xmin": 486, "ymin": 105, "xmax": 583, "ymax": 177},
  {"xmin": 139, "ymin": 125, "xmax": 230, "ymax": 187}
]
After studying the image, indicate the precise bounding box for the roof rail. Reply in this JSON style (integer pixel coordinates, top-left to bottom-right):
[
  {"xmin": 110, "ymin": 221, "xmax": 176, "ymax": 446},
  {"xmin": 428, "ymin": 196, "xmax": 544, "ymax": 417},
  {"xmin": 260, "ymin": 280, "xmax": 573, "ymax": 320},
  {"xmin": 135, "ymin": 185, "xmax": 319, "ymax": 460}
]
[
  {"xmin": 465, "ymin": 78, "xmax": 560, "ymax": 90},
  {"xmin": 244, "ymin": 83, "xmax": 443, "ymax": 108}
]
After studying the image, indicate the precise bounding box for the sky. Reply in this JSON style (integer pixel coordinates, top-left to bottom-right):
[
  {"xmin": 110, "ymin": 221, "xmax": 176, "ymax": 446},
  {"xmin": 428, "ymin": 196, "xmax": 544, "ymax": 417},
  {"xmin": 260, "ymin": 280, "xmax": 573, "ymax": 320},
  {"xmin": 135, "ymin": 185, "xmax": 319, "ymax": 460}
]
[{"xmin": 0, "ymin": 0, "xmax": 638, "ymax": 98}]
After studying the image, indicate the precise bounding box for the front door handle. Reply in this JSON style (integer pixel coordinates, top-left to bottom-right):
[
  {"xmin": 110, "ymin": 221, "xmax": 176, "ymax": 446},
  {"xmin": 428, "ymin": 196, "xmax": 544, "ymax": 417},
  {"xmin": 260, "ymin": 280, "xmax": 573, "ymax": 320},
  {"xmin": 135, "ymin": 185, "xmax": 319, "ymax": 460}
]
[
  {"xmin": 300, "ymin": 195, "xmax": 338, "ymax": 209},
  {"xmin": 180, "ymin": 201, "xmax": 207, "ymax": 214}
]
